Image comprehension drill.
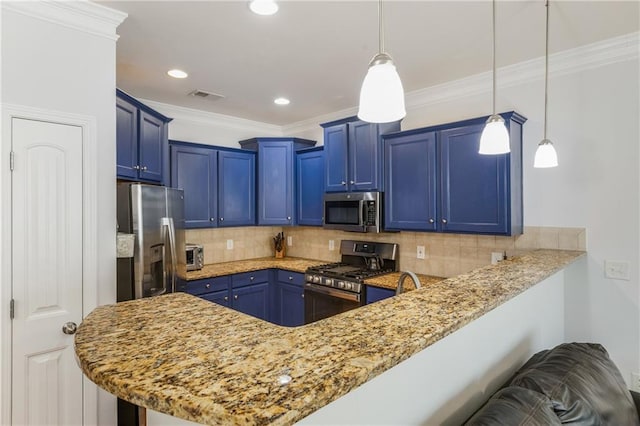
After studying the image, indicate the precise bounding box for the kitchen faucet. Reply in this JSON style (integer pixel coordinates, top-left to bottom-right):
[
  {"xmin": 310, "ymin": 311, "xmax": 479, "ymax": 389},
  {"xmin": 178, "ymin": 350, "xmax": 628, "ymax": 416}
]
[{"xmin": 396, "ymin": 271, "xmax": 422, "ymax": 295}]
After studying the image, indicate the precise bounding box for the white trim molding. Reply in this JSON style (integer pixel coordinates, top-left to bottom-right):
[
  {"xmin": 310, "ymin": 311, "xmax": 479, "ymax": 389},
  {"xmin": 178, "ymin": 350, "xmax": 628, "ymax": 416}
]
[
  {"xmin": 2, "ymin": 0, "xmax": 127, "ymax": 41},
  {"xmin": 140, "ymin": 98, "xmax": 283, "ymax": 136},
  {"xmin": 283, "ymin": 31, "xmax": 640, "ymax": 135},
  {"xmin": 1, "ymin": 103, "xmax": 100, "ymax": 426}
]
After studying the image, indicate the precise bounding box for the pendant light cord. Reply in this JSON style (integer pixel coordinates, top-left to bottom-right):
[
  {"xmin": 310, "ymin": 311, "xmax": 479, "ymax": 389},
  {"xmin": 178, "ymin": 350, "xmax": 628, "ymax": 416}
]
[
  {"xmin": 491, "ymin": 0, "xmax": 497, "ymax": 115},
  {"xmin": 543, "ymin": 0, "xmax": 550, "ymax": 140},
  {"xmin": 378, "ymin": 0, "xmax": 385, "ymax": 54}
]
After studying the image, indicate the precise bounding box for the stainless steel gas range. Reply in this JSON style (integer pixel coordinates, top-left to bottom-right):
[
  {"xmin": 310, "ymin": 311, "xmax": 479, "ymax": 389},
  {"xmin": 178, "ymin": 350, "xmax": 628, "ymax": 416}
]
[{"xmin": 304, "ymin": 240, "xmax": 398, "ymax": 324}]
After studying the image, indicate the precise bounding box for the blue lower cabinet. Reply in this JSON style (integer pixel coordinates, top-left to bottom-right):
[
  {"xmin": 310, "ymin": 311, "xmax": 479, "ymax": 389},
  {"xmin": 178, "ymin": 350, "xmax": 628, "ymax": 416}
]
[
  {"xmin": 201, "ymin": 290, "xmax": 230, "ymax": 307},
  {"xmin": 365, "ymin": 286, "xmax": 395, "ymax": 304},
  {"xmin": 274, "ymin": 271, "xmax": 305, "ymax": 327},
  {"xmin": 232, "ymin": 283, "xmax": 269, "ymax": 321}
]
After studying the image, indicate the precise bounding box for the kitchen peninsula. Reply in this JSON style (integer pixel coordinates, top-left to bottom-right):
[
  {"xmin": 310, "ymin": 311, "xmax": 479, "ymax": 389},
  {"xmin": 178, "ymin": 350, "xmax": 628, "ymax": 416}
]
[{"xmin": 75, "ymin": 249, "xmax": 584, "ymax": 425}]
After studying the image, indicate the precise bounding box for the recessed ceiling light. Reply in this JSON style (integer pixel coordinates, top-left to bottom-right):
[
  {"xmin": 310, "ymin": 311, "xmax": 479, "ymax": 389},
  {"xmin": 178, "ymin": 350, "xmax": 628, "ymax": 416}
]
[
  {"xmin": 167, "ymin": 69, "xmax": 188, "ymax": 79},
  {"xmin": 274, "ymin": 97, "xmax": 290, "ymax": 105},
  {"xmin": 249, "ymin": 0, "xmax": 278, "ymax": 16}
]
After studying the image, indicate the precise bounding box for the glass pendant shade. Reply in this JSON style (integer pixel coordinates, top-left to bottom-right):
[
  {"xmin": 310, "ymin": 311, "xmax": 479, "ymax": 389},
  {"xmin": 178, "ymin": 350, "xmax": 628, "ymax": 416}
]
[
  {"xmin": 357, "ymin": 53, "xmax": 406, "ymax": 123},
  {"xmin": 534, "ymin": 139, "xmax": 558, "ymax": 168},
  {"xmin": 478, "ymin": 114, "xmax": 510, "ymax": 154}
]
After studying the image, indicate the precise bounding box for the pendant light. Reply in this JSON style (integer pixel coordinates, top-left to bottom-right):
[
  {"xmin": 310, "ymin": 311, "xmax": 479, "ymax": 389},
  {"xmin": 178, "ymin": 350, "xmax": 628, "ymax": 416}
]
[
  {"xmin": 479, "ymin": 0, "xmax": 510, "ymax": 155},
  {"xmin": 534, "ymin": 0, "xmax": 559, "ymax": 168},
  {"xmin": 357, "ymin": 0, "xmax": 406, "ymax": 123}
]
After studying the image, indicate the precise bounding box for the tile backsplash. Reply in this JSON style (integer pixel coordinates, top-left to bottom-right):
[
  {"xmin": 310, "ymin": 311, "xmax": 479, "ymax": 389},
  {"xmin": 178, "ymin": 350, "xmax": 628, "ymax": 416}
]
[{"xmin": 186, "ymin": 226, "xmax": 585, "ymax": 278}]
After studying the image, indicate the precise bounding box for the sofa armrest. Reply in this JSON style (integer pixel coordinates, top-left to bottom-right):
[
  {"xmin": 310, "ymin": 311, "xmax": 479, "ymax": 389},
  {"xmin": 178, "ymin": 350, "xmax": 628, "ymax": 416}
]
[{"xmin": 631, "ymin": 390, "xmax": 640, "ymax": 419}]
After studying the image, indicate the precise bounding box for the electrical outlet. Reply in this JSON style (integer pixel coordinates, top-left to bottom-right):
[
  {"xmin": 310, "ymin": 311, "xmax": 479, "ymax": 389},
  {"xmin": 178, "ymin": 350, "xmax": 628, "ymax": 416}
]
[
  {"xmin": 287, "ymin": 236, "xmax": 292, "ymax": 246},
  {"xmin": 491, "ymin": 252, "xmax": 505, "ymax": 265},
  {"xmin": 604, "ymin": 260, "xmax": 630, "ymax": 280},
  {"xmin": 329, "ymin": 240, "xmax": 335, "ymax": 251},
  {"xmin": 416, "ymin": 245, "xmax": 426, "ymax": 259},
  {"xmin": 226, "ymin": 239, "xmax": 233, "ymax": 250},
  {"xmin": 632, "ymin": 372, "xmax": 640, "ymax": 392}
]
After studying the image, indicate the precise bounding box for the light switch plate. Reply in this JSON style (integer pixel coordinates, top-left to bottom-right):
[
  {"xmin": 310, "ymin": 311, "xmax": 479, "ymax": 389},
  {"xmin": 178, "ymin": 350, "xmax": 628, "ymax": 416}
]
[
  {"xmin": 226, "ymin": 239, "xmax": 233, "ymax": 250},
  {"xmin": 604, "ymin": 260, "xmax": 630, "ymax": 280},
  {"xmin": 416, "ymin": 245, "xmax": 425, "ymax": 259},
  {"xmin": 329, "ymin": 240, "xmax": 335, "ymax": 251},
  {"xmin": 287, "ymin": 236, "xmax": 292, "ymax": 246}
]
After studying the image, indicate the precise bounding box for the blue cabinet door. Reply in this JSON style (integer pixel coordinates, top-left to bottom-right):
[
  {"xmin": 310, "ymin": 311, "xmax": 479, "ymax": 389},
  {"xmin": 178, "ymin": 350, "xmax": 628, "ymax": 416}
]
[
  {"xmin": 257, "ymin": 141, "xmax": 294, "ymax": 225},
  {"xmin": 232, "ymin": 283, "xmax": 270, "ymax": 321},
  {"xmin": 201, "ymin": 290, "xmax": 230, "ymax": 307},
  {"xmin": 296, "ymin": 148, "xmax": 324, "ymax": 226},
  {"xmin": 218, "ymin": 150, "xmax": 255, "ymax": 226},
  {"xmin": 349, "ymin": 120, "xmax": 380, "ymax": 191},
  {"xmin": 439, "ymin": 123, "xmax": 508, "ymax": 234},
  {"xmin": 384, "ymin": 131, "xmax": 438, "ymax": 231},
  {"xmin": 116, "ymin": 96, "xmax": 138, "ymax": 179},
  {"xmin": 276, "ymin": 282, "xmax": 305, "ymax": 327},
  {"xmin": 323, "ymin": 123, "xmax": 349, "ymax": 192},
  {"xmin": 138, "ymin": 110, "xmax": 164, "ymax": 183},
  {"xmin": 170, "ymin": 144, "xmax": 217, "ymax": 229},
  {"xmin": 365, "ymin": 286, "xmax": 395, "ymax": 304}
]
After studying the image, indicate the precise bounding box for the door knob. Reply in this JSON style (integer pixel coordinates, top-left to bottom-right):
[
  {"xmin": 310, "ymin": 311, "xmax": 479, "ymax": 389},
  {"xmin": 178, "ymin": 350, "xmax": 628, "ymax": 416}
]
[
  {"xmin": 442, "ymin": 219, "xmax": 448, "ymax": 224},
  {"xmin": 429, "ymin": 218, "xmax": 435, "ymax": 224},
  {"xmin": 350, "ymin": 180, "xmax": 355, "ymax": 185},
  {"xmin": 133, "ymin": 165, "xmax": 140, "ymax": 170},
  {"xmin": 341, "ymin": 181, "xmax": 346, "ymax": 185},
  {"xmin": 141, "ymin": 166, "xmax": 148, "ymax": 171},
  {"xmin": 62, "ymin": 322, "xmax": 77, "ymax": 335}
]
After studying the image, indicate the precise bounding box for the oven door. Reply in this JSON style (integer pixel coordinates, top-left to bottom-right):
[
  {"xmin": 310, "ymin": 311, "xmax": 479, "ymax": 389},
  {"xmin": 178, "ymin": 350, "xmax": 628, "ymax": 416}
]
[{"xmin": 304, "ymin": 283, "xmax": 362, "ymax": 324}]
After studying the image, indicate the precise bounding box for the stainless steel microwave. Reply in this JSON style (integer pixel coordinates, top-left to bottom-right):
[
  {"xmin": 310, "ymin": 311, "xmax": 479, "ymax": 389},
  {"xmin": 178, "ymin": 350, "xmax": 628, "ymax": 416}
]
[{"xmin": 323, "ymin": 192, "xmax": 381, "ymax": 233}]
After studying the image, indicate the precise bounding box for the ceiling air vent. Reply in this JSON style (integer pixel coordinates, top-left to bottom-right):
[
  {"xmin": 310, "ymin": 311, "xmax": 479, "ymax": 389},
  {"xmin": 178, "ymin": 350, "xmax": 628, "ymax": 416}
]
[{"xmin": 188, "ymin": 89, "xmax": 225, "ymax": 101}]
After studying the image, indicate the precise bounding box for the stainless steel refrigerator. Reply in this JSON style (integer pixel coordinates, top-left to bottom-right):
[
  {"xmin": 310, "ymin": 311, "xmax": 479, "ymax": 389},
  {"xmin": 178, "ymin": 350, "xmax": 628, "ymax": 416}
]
[
  {"xmin": 116, "ymin": 183, "xmax": 185, "ymax": 425},
  {"xmin": 117, "ymin": 182, "xmax": 186, "ymax": 302}
]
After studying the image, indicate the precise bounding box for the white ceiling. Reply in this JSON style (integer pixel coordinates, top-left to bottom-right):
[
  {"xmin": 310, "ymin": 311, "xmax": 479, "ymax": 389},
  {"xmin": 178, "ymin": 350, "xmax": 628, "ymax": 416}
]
[{"xmin": 101, "ymin": 1, "xmax": 639, "ymax": 126}]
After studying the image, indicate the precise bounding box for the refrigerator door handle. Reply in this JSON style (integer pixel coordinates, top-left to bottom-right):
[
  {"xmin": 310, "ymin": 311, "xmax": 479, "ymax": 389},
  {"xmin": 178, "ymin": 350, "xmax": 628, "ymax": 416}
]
[{"xmin": 166, "ymin": 217, "xmax": 178, "ymax": 293}]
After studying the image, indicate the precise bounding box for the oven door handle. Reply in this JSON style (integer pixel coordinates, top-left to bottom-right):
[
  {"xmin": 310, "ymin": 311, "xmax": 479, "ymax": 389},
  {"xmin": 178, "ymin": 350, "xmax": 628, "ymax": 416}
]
[{"xmin": 305, "ymin": 283, "xmax": 361, "ymax": 303}]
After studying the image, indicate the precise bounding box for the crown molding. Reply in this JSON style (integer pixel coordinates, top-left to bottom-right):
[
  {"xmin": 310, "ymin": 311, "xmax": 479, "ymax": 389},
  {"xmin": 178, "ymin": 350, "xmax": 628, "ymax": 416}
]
[
  {"xmin": 284, "ymin": 31, "xmax": 639, "ymax": 135},
  {"xmin": 139, "ymin": 99, "xmax": 283, "ymax": 135},
  {"xmin": 2, "ymin": 0, "xmax": 127, "ymax": 41}
]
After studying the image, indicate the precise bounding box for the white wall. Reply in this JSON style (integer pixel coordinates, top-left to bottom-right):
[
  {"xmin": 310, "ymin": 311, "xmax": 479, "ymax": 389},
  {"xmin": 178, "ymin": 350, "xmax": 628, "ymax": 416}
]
[{"xmin": 1, "ymin": 3, "xmax": 124, "ymax": 425}]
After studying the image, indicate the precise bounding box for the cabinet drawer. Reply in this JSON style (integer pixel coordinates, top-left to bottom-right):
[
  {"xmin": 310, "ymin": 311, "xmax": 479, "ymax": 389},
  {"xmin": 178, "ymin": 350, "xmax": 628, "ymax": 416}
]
[
  {"xmin": 276, "ymin": 270, "xmax": 304, "ymax": 286},
  {"xmin": 232, "ymin": 269, "xmax": 269, "ymax": 288},
  {"xmin": 184, "ymin": 276, "xmax": 229, "ymax": 296}
]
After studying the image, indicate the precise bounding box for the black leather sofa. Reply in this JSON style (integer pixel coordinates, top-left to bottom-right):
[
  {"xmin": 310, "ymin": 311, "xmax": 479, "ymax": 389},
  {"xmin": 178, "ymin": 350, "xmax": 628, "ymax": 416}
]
[{"xmin": 465, "ymin": 343, "xmax": 640, "ymax": 425}]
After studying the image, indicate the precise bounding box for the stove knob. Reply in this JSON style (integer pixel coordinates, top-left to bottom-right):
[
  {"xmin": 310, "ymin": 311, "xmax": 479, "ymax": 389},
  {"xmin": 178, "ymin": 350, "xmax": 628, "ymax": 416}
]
[
  {"xmin": 314, "ymin": 276, "xmax": 321, "ymax": 284},
  {"xmin": 338, "ymin": 281, "xmax": 345, "ymax": 289},
  {"xmin": 345, "ymin": 282, "xmax": 352, "ymax": 290},
  {"xmin": 325, "ymin": 278, "xmax": 333, "ymax": 287}
]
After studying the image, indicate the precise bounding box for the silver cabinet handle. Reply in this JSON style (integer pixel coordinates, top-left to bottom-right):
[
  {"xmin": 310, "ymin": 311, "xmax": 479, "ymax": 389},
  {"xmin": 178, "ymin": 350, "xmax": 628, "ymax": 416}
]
[
  {"xmin": 62, "ymin": 322, "xmax": 77, "ymax": 335},
  {"xmin": 250, "ymin": 276, "xmax": 254, "ymax": 281},
  {"xmin": 301, "ymin": 293, "xmax": 304, "ymax": 298},
  {"xmin": 133, "ymin": 165, "xmax": 140, "ymax": 170},
  {"xmin": 141, "ymin": 166, "xmax": 148, "ymax": 171},
  {"xmin": 234, "ymin": 295, "xmax": 238, "ymax": 300},
  {"xmin": 224, "ymin": 296, "xmax": 229, "ymax": 301},
  {"xmin": 350, "ymin": 180, "xmax": 355, "ymax": 184},
  {"xmin": 442, "ymin": 219, "xmax": 448, "ymax": 224},
  {"xmin": 429, "ymin": 218, "xmax": 435, "ymax": 223},
  {"xmin": 287, "ymin": 216, "xmax": 291, "ymax": 221},
  {"xmin": 220, "ymin": 217, "xmax": 224, "ymax": 221},
  {"xmin": 205, "ymin": 283, "xmax": 211, "ymax": 289},
  {"xmin": 210, "ymin": 217, "xmax": 215, "ymax": 221},
  {"xmin": 341, "ymin": 181, "xmax": 346, "ymax": 185},
  {"xmin": 288, "ymin": 276, "xmax": 293, "ymax": 281}
]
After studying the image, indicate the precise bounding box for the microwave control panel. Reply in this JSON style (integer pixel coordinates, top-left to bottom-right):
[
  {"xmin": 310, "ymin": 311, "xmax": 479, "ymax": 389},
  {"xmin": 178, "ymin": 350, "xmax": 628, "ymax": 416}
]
[{"xmin": 364, "ymin": 201, "xmax": 377, "ymax": 226}]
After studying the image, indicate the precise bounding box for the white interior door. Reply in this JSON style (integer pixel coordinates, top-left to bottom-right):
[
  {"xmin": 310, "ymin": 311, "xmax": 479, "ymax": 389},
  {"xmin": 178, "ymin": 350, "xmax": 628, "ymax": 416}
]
[{"xmin": 11, "ymin": 118, "xmax": 84, "ymax": 425}]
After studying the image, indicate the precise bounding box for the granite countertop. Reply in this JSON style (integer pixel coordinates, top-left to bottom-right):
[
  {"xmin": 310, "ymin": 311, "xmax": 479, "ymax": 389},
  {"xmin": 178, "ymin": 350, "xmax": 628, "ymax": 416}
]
[
  {"xmin": 181, "ymin": 256, "xmax": 443, "ymax": 292},
  {"xmin": 75, "ymin": 249, "xmax": 584, "ymax": 426}
]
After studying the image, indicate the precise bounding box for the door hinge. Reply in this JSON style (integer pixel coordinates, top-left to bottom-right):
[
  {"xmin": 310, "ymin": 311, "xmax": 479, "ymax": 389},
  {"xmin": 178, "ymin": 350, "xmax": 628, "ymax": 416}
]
[
  {"xmin": 9, "ymin": 299, "xmax": 15, "ymax": 319},
  {"xmin": 9, "ymin": 151, "xmax": 15, "ymax": 171}
]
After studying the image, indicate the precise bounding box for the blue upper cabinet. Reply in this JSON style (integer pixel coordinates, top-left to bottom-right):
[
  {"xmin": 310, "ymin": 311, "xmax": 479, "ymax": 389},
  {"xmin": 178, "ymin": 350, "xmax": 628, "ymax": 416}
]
[
  {"xmin": 218, "ymin": 150, "xmax": 255, "ymax": 227},
  {"xmin": 321, "ymin": 117, "xmax": 401, "ymax": 192},
  {"xmin": 240, "ymin": 138, "xmax": 316, "ymax": 226},
  {"xmin": 116, "ymin": 89, "xmax": 172, "ymax": 184},
  {"xmin": 170, "ymin": 141, "xmax": 255, "ymax": 228},
  {"xmin": 296, "ymin": 147, "xmax": 324, "ymax": 226},
  {"xmin": 384, "ymin": 131, "xmax": 438, "ymax": 231},
  {"xmin": 383, "ymin": 111, "xmax": 526, "ymax": 236},
  {"xmin": 170, "ymin": 144, "xmax": 217, "ymax": 229}
]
